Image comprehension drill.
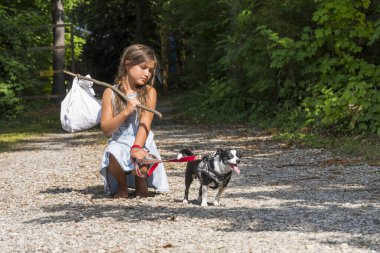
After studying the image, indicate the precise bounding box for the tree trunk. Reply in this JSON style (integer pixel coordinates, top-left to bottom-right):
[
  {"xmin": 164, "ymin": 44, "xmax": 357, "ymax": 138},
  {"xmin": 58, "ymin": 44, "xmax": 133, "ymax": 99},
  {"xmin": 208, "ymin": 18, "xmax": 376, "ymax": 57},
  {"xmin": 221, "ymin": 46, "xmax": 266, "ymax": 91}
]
[
  {"xmin": 160, "ymin": 29, "xmax": 168, "ymax": 90},
  {"xmin": 52, "ymin": 0, "xmax": 65, "ymax": 101},
  {"xmin": 135, "ymin": 0, "xmax": 143, "ymax": 43}
]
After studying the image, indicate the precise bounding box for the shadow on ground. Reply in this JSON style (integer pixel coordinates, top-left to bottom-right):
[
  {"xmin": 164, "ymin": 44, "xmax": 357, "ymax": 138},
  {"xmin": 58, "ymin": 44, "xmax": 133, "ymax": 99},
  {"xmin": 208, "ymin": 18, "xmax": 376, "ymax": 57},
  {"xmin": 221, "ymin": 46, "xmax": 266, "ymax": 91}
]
[
  {"xmin": 23, "ymin": 93, "xmax": 380, "ymax": 252},
  {"xmin": 25, "ymin": 195, "xmax": 379, "ymax": 252}
]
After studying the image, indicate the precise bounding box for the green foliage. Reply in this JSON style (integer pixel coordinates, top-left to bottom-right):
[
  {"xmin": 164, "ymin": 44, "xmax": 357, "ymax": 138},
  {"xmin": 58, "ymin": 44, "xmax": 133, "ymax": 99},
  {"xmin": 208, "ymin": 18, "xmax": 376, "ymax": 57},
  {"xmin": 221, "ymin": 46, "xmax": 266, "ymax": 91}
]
[
  {"xmin": 0, "ymin": 4, "xmax": 46, "ymax": 117},
  {"xmin": 0, "ymin": 1, "xmax": 88, "ymax": 118},
  {"xmin": 266, "ymin": 0, "xmax": 380, "ymax": 134},
  {"xmin": 166, "ymin": 0, "xmax": 380, "ymax": 135},
  {"xmin": 64, "ymin": 26, "xmax": 87, "ymax": 67},
  {"xmin": 3, "ymin": 0, "xmax": 380, "ymax": 136}
]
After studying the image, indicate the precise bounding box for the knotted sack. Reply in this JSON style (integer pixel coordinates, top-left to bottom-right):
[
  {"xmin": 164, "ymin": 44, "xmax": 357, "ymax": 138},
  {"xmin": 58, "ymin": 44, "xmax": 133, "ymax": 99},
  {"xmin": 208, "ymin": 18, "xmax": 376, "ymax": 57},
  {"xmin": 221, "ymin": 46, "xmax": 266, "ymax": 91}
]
[{"xmin": 60, "ymin": 75, "xmax": 101, "ymax": 132}]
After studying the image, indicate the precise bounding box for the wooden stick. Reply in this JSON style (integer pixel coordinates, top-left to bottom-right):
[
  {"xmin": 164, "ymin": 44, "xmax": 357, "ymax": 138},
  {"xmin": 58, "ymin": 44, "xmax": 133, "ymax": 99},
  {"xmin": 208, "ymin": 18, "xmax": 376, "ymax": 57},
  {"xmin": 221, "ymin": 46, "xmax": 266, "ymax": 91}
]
[{"xmin": 63, "ymin": 70, "xmax": 162, "ymax": 118}]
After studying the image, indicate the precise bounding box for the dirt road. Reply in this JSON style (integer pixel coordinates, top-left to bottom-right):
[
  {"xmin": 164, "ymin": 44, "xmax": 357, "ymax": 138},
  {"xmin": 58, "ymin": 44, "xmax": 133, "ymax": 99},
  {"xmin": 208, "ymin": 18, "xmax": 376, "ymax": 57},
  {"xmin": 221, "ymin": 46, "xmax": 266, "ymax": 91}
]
[{"xmin": 0, "ymin": 96, "xmax": 379, "ymax": 252}]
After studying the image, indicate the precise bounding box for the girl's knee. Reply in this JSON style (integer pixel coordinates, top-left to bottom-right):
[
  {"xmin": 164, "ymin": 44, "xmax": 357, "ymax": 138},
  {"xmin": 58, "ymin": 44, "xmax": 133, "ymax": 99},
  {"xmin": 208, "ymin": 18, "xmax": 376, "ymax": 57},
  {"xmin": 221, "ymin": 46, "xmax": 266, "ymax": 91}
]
[
  {"xmin": 109, "ymin": 154, "xmax": 116, "ymax": 164},
  {"xmin": 108, "ymin": 154, "xmax": 120, "ymax": 169}
]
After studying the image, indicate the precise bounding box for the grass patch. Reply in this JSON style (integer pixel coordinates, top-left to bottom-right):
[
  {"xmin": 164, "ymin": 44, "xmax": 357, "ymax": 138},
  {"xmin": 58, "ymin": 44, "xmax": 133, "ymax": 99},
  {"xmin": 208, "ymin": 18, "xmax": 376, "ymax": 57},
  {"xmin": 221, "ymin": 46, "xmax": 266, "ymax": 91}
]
[
  {"xmin": 273, "ymin": 131, "xmax": 380, "ymax": 164},
  {"xmin": 1, "ymin": 104, "xmax": 61, "ymax": 134},
  {"xmin": 0, "ymin": 133, "xmax": 31, "ymax": 152},
  {"xmin": 0, "ymin": 100, "xmax": 63, "ymax": 152}
]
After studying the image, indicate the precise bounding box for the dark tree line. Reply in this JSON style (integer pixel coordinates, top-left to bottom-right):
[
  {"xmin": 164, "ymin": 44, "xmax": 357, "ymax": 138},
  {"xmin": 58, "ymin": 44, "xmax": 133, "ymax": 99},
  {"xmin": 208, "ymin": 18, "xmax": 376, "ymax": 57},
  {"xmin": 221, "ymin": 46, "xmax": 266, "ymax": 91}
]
[
  {"xmin": 159, "ymin": 0, "xmax": 380, "ymax": 135},
  {"xmin": 75, "ymin": 0, "xmax": 160, "ymax": 83},
  {"xmin": 1, "ymin": 0, "xmax": 379, "ymax": 135}
]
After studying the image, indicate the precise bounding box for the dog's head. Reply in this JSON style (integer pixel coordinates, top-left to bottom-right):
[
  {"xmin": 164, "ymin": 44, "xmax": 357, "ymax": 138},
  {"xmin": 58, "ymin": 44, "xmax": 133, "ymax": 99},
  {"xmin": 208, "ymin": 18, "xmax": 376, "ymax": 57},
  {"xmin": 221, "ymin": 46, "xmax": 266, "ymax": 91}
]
[{"xmin": 216, "ymin": 149, "xmax": 242, "ymax": 174}]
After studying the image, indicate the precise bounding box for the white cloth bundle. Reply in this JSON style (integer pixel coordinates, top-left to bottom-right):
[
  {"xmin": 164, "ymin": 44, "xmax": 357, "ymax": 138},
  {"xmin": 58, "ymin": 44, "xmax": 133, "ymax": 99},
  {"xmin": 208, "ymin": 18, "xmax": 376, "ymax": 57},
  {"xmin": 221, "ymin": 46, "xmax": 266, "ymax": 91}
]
[{"xmin": 60, "ymin": 75, "xmax": 101, "ymax": 132}]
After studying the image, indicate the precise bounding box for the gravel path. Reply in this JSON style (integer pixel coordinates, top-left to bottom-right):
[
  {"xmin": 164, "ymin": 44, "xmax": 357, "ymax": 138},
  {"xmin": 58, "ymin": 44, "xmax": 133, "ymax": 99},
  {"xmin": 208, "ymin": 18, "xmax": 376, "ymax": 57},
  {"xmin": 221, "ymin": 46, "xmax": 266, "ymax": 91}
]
[{"xmin": 0, "ymin": 97, "xmax": 379, "ymax": 252}]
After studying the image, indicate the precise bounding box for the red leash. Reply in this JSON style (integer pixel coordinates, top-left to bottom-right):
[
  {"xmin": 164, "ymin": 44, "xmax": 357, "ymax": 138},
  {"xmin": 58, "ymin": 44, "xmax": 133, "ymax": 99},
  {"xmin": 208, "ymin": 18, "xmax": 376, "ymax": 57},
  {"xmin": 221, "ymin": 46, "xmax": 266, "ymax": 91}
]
[{"xmin": 133, "ymin": 155, "xmax": 200, "ymax": 177}]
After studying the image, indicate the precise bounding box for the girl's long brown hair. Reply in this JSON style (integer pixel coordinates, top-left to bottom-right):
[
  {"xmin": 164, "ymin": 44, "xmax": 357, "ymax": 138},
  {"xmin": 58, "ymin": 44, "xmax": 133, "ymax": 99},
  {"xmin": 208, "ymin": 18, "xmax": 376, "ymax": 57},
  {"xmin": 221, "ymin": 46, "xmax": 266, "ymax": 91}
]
[{"xmin": 113, "ymin": 44, "xmax": 158, "ymax": 115}]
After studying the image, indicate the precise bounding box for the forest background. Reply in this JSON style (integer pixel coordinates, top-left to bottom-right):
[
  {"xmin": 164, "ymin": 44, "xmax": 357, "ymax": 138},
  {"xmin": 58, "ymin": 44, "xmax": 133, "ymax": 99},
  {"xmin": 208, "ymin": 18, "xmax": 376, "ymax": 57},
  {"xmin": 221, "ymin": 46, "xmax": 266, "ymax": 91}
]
[{"xmin": 1, "ymin": 0, "xmax": 379, "ymax": 161}]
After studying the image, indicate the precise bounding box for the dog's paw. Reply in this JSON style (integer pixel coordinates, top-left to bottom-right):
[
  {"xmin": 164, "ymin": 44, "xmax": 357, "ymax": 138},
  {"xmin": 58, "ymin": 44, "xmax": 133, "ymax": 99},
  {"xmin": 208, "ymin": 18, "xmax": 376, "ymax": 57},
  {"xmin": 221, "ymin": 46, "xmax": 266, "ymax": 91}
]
[
  {"xmin": 201, "ymin": 202, "xmax": 208, "ymax": 207},
  {"xmin": 214, "ymin": 200, "xmax": 220, "ymax": 206},
  {"xmin": 182, "ymin": 199, "xmax": 189, "ymax": 204}
]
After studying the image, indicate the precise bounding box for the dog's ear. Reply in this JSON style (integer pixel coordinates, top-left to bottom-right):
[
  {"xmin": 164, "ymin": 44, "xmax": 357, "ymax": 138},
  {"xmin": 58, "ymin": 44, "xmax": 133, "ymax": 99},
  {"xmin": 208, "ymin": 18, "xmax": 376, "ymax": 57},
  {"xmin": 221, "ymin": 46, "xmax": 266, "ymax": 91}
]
[
  {"xmin": 179, "ymin": 148, "xmax": 194, "ymax": 156},
  {"xmin": 215, "ymin": 149, "xmax": 223, "ymax": 155}
]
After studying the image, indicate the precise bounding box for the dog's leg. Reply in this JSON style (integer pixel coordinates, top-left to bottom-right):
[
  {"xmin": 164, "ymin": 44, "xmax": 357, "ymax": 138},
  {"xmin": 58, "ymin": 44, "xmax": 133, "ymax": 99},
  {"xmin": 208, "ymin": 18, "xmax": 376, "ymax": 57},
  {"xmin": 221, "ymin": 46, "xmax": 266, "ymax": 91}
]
[
  {"xmin": 183, "ymin": 167, "xmax": 193, "ymax": 204},
  {"xmin": 196, "ymin": 185, "xmax": 202, "ymax": 203},
  {"xmin": 214, "ymin": 186, "xmax": 226, "ymax": 206},
  {"xmin": 200, "ymin": 185, "xmax": 209, "ymax": 207},
  {"xmin": 197, "ymin": 184, "xmax": 202, "ymax": 203}
]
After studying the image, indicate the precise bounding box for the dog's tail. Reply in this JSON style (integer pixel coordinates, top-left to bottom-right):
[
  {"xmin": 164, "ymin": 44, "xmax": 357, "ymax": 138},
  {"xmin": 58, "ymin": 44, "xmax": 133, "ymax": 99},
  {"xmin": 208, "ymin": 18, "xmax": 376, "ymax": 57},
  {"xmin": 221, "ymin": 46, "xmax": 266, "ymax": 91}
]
[{"xmin": 177, "ymin": 148, "xmax": 194, "ymax": 159}]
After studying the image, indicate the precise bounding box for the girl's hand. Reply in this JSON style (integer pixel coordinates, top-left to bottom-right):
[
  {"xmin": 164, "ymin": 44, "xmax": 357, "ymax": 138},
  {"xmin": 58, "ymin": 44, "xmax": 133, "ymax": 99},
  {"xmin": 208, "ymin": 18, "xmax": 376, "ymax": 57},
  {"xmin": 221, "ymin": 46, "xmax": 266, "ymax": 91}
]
[
  {"xmin": 131, "ymin": 147, "xmax": 148, "ymax": 160},
  {"xmin": 123, "ymin": 98, "xmax": 140, "ymax": 116}
]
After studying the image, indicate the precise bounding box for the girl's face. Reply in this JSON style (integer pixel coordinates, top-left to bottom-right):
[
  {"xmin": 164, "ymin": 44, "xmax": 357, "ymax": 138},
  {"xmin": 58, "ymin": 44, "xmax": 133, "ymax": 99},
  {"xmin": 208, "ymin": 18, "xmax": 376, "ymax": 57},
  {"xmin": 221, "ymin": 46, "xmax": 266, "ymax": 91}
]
[{"xmin": 127, "ymin": 61, "xmax": 155, "ymax": 86}]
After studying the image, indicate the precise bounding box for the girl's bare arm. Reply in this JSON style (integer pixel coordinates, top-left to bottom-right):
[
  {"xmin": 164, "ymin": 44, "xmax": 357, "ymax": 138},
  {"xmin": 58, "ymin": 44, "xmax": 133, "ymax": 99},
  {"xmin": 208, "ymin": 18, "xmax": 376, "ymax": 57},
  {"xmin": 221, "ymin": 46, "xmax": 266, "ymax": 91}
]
[
  {"xmin": 131, "ymin": 86, "xmax": 157, "ymax": 159},
  {"xmin": 100, "ymin": 88, "xmax": 139, "ymax": 136}
]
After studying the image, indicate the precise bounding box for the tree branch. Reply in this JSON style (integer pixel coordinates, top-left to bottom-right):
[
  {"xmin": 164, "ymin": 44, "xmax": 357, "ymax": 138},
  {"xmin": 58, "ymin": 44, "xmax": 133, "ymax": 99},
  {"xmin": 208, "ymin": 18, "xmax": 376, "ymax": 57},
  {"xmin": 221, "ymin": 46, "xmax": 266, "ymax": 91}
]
[{"xmin": 63, "ymin": 70, "xmax": 162, "ymax": 118}]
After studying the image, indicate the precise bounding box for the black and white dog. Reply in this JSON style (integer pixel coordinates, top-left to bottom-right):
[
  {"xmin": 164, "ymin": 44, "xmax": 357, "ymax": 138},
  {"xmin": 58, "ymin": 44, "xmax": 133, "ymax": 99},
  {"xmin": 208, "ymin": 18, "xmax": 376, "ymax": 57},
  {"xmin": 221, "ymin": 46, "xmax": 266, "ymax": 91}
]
[{"xmin": 178, "ymin": 148, "xmax": 242, "ymax": 207}]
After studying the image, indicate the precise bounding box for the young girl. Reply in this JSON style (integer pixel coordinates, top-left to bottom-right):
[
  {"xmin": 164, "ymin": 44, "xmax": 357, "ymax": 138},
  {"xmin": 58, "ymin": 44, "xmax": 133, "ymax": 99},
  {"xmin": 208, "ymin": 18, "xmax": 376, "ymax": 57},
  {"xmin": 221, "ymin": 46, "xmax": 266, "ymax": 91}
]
[{"xmin": 100, "ymin": 44, "xmax": 169, "ymax": 198}]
